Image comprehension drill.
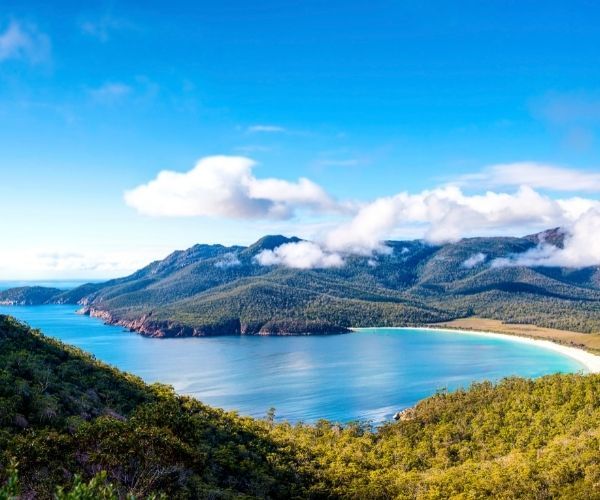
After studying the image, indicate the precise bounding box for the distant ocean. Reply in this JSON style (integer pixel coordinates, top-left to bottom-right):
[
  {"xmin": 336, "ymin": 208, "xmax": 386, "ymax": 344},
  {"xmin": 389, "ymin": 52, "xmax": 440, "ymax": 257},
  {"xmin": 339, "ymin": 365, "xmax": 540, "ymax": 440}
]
[{"xmin": 0, "ymin": 280, "xmax": 100, "ymax": 291}]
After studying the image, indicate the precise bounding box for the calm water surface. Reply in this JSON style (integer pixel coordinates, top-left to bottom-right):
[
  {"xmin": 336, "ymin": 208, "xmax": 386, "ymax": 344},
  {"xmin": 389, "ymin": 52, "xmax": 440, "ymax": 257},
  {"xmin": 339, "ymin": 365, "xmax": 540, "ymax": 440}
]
[{"xmin": 0, "ymin": 304, "xmax": 585, "ymax": 423}]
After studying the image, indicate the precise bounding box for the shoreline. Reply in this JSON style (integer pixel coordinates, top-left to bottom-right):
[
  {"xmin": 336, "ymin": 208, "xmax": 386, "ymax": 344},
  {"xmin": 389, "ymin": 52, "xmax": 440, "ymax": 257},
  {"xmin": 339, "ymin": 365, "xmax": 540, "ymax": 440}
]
[
  {"xmin": 353, "ymin": 326, "xmax": 600, "ymax": 374},
  {"xmin": 4, "ymin": 302, "xmax": 600, "ymax": 372}
]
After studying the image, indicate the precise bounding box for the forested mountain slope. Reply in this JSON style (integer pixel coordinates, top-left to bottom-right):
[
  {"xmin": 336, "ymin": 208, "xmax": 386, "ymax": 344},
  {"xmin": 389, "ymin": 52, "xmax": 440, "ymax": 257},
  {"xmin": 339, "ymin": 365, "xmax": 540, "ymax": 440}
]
[
  {"xmin": 4, "ymin": 231, "xmax": 600, "ymax": 335},
  {"xmin": 0, "ymin": 286, "xmax": 63, "ymax": 305}
]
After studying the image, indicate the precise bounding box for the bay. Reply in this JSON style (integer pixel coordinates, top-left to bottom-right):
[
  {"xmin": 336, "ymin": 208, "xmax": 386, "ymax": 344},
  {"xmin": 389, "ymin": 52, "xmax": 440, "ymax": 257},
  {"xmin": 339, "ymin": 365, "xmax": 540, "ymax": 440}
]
[{"xmin": 0, "ymin": 304, "xmax": 585, "ymax": 423}]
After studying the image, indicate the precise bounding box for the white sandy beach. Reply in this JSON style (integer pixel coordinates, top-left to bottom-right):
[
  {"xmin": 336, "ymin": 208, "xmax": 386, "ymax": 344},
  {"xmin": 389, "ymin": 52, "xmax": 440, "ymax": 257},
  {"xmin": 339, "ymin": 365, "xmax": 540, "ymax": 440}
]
[{"xmin": 354, "ymin": 327, "xmax": 600, "ymax": 374}]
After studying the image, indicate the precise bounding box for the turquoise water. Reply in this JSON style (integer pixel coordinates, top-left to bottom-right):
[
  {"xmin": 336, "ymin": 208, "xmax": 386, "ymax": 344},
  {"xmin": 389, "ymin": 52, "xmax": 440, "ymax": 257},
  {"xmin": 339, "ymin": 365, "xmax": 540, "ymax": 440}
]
[{"xmin": 0, "ymin": 304, "xmax": 586, "ymax": 423}]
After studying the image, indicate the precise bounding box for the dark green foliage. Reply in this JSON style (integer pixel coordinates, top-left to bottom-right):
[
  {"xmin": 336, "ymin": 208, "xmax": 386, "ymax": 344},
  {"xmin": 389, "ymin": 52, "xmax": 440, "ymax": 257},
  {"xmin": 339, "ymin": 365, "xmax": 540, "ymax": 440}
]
[
  {"xmin": 0, "ymin": 286, "xmax": 63, "ymax": 305},
  {"xmin": 3, "ymin": 315, "xmax": 600, "ymax": 497},
  {"xmin": 54, "ymin": 472, "xmax": 121, "ymax": 500},
  {"xmin": 0, "ymin": 316, "xmax": 315, "ymax": 498},
  {"xmin": 0, "ymin": 460, "xmax": 18, "ymax": 499}
]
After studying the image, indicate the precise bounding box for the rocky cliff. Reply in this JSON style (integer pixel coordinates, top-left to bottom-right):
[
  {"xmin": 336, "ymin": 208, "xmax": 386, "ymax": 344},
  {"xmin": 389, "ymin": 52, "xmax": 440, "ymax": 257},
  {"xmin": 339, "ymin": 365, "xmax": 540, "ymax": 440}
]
[{"xmin": 82, "ymin": 307, "xmax": 350, "ymax": 337}]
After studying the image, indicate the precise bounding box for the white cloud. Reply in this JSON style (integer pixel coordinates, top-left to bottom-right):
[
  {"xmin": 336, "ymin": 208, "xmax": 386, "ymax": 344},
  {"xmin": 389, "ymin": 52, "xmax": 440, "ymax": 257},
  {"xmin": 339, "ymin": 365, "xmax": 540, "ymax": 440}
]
[
  {"xmin": 462, "ymin": 162, "xmax": 600, "ymax": 192},
  {"xmin": 325, "ymin": 195, "xmax": 402, "ymax": 255},
  {"xmin": 324, "ymin": 185, "xmax": 585, "ymax": 254},
  {"xmin": 462, "ymin": 253, "xmax": 487, "ymax": 269},
  {"xmin": 214, "ymin": 253, "xmax": 241, "ymax": 268},
  {"xmin": 0, "ymin": 20, "xmax": 50, "ymax": 64},
  {"xmin": 125, "ymin": 155, "xmax": 339, "ymax": 219},
  {"xmin": 249, "ymin": 177, "xmax": 333, "ymax": 208},
  {"xmin": 126, "ymin": 158, "xmax": 600, "ymax": 270},
  {"xmin": 256, "ymin": 241, "xmax": 344, "ymax": 269},
  {"xmin": 493, "ymin": 208, "xmax": 600, "ymax": 268},
  {"xmin": 247, "ymin": 124, "xmax": 286, "ymax": 133},
  {"xmin": 259, "ymin": 184, "xmax": 599, "ymax": 269}
]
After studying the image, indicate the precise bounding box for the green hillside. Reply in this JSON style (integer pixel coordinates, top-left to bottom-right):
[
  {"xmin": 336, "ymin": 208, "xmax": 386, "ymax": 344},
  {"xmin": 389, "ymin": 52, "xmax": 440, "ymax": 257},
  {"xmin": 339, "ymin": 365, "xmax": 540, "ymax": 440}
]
[
  {"xmin": 3, "ymin": 315, "xmax": 600, "ymax": 498},
  {"xmin": 0, "ymin": 315, "xmax": 311, "ymax": 498},
  {"xmin": 0, "ymin": 286, "xmax": 63, "ymax": 305},
  {"xmin": 6, "ymin": 231, "xmax": 600, "ymax": 335}
]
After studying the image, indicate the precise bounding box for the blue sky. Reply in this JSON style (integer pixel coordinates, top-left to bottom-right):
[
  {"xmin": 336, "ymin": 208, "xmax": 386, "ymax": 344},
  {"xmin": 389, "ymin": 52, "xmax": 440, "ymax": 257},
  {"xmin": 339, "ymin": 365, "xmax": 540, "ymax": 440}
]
[{"xmin": 1, "ymin": 1, "xmax": 600, "ymax": 278}]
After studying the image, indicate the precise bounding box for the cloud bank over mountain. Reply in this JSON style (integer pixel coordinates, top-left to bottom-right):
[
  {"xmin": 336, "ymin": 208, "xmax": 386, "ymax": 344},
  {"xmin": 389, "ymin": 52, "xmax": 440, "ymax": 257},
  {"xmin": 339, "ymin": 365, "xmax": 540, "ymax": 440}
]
[
  {"xmin": 494, "ymin": 208, "xmax": 600, "ymax": 269},
  {"xmin": 323, "ymin": 185, "xmax": 594, "ymax": 252},
  {"xmin": 256, "ymin": 241, "xmax": 344, "ymax": 269},
  {"xmin": 125, "ymin": 156, "xmax": 600, "ymax": 269}
]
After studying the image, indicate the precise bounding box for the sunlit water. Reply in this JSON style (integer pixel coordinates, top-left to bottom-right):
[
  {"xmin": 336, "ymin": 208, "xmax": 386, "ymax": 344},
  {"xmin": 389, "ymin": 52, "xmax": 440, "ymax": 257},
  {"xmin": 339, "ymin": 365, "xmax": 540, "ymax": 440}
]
[{"xmin": 0, "ymin": 304, "xmax": 586, "ymax": 423}]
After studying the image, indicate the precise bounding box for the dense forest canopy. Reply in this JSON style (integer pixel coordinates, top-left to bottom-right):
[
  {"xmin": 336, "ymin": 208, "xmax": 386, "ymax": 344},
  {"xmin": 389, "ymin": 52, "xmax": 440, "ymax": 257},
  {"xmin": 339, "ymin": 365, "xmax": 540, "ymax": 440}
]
[{"xmin": 2, "ymin": 314, "xmax": 600, "ymax": 498}]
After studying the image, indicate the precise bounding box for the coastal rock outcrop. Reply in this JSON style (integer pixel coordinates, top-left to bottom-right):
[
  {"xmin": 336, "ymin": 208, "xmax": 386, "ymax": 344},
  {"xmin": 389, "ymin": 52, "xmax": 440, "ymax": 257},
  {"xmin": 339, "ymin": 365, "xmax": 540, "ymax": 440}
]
[
  {"xmin": 393, "ymin": 408, "xmax": 416, "ymax": 421},
  {"xmin": 81, "ymin": 307, "xmax": 350, "ymax": 337}
]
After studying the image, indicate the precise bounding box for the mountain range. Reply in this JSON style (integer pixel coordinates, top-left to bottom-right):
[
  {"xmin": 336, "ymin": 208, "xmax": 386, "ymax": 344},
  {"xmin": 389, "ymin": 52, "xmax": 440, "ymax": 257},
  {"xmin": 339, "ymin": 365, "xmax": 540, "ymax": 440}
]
[{"xmin": 2, "ymin": 230, "xmax": 599, "ymax": 336}]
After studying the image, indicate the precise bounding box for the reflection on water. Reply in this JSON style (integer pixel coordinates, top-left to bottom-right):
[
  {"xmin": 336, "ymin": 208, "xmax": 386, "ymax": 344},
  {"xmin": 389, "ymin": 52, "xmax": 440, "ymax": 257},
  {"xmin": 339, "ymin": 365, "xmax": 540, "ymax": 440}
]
[{"xmin": 0, "ymin": 304, "xmax": 585, "ymax": 423}]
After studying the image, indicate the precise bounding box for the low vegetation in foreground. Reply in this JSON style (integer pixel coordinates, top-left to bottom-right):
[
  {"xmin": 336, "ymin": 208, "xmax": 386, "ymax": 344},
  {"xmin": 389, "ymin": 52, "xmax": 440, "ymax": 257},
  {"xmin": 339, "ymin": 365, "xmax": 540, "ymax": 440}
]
[{"xmin": 2, "ymin": 315, "xmax": 600, "ymax": 498}]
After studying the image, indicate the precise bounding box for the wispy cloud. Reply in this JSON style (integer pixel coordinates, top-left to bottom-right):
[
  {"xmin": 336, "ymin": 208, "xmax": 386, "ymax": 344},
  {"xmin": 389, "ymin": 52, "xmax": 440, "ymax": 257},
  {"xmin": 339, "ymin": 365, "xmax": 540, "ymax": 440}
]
[
  {"xmin": 0, "ymin": 248, "xmax": 164, "ymax": 280},
  {"xmin": 89, "ymin": 82, "xmax": 132, "ymax": 103},
  {"xmin": 247, "ymin": 124, "xmax": 286, "ymax": 133},
  {"xmin": 0, "ymin": 20, "xmax": 50, "ymax": 64},
  {"xmin": 214, "ymin": 253, "xmax": 241, "ymax": 268},
  {"xmin": 462, "ymin": 252, "xmax": 487, "ymax": 269},
  {"xmin": 459, "ymin": 162, "xmax": 600, "ymax": 193},
  {"xmin": 234, "ymin": 145, "xmax": 273, "ymax": 154},
  {"xmin": 88, "ymin": 77, "xmax": 159, "ymax": 106},
  {"xmin": 312, "ymin": 145, "xmax": 392, "ymax": 171},
  {"xmin": 532, "ymin": 91, "xmax": 600, "ymax": 126},
  {"xmin": 531, "ymin": 91, "xmax": 600, "ymax": 151},
  {"xmin": 80, "ymin": 15, "xmax": 134, "ymax": 42}
]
